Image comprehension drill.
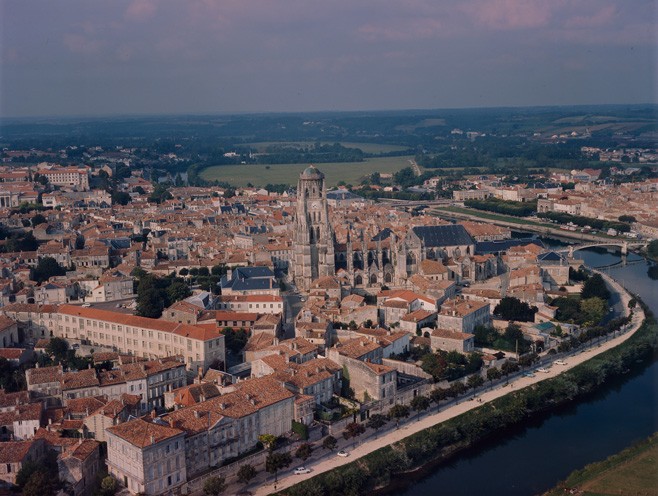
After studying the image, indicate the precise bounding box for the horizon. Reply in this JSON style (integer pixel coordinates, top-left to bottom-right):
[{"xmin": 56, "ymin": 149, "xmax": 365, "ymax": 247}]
[{"xmin": 2, "ymin": 101, "xmax": 657, "ymax": 123}]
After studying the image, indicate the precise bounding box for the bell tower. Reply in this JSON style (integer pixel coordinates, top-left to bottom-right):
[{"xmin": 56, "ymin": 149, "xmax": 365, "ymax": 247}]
[{"xmin": 292, "ymin": 165, "xmax": 335, "ymax": 290}]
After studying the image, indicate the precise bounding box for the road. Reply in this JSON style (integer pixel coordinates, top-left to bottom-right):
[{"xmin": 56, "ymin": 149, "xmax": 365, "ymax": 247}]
[{"xmin": 409, "ymin": 158, "xmax": 421, "ymax": 177}]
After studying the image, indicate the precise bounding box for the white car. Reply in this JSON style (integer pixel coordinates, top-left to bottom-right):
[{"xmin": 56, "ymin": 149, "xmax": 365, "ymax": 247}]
[
  {"xmin": 293, "ymin": 467, "xmax": 311, "ymax": 475},
  {"xmin": 537, "ymin": 367, "xmax": 550, "ymax": 373},
  {"xmin": 337, "ymin": 450, "xmax": 349, "ymax": 457},
  {"xmin": 555, "ymin": 360, "xmax": 567, "ymax": 365}
]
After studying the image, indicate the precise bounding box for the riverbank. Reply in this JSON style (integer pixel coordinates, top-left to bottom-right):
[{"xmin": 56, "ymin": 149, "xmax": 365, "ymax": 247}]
[
  {"xmin": 271, "ymin": 281, "xmax": 654, "ymax": 495},
  {"xmin": 543, "ymin": 432, "xmax": 658, "ymax": 496},
  {"xmin": 431, "ymin": 206, "xmax": 637, "ymax": 247}
]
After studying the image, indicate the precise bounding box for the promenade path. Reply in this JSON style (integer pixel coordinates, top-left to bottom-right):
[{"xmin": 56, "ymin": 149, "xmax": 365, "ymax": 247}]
[{"xmin": 252, "ymin": 272, "xmax": 645, "ymax": 496}]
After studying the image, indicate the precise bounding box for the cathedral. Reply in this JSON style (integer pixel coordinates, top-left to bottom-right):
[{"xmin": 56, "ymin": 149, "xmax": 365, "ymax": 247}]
[{"xmin": 292, "ymin": 166, "xmax": 496, "ymax": 292}]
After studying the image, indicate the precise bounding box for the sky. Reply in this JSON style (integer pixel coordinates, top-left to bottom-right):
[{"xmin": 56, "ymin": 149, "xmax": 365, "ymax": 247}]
[{"xmin": 0, "ymin": 0, "xmax": 656, "ymax": 118}]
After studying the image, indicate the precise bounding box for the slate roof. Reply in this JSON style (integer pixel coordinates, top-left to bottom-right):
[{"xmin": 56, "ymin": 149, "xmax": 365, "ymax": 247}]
[
  {"xmin": 475, "ymin": 237, "xmax": 544, "ymax": 254},
  {"xmin": 412, "ymin": 225, "xmax": 474, "ymax": 248}
]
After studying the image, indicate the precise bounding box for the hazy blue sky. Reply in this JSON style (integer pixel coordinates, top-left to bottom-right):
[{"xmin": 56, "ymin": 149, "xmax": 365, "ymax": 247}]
[{"xmin": 1, "ymin": 0, "xmax": 656, "ymax": 117}]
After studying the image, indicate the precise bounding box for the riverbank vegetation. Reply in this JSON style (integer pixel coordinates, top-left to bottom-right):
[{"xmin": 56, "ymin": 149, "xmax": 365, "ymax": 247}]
[
  {"xmin": 279, "ymin": 309, "xmax": 658, "ymax": 496},
  {"xmin": 538, "ymin": 211, "xmax": 631, "ymax": 233},
  {"xmin": 464, "ymin": 198, "xmax": 537, "ymax": 217},
  {"xmin": 544, "ymin": 432, "xmax": 658, "ymax": 496}
]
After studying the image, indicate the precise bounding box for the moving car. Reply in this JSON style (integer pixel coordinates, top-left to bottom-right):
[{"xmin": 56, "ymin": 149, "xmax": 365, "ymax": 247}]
[
  {"xmin": 523, "ymin": 372, "xmax": 535, "ymax": 378},
  {"xmin": 294, "ymin": 467, "xmax": 311, "ymax": 475},
  {"xmin": 537, "ymin": 367, "xmax": 550, "ymax": 373},
  {"xmin": 337, "ymin": 450, "xmax": 349, "ymax": 457}
]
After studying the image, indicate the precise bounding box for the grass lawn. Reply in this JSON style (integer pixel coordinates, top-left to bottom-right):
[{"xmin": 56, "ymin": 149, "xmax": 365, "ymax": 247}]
[
  {"xmin": 241, "ymin": 141, "xmax": 411, "ymax": 154},
  {"xmin": 200, "ymin": 156, "xmax": 414, "ymax": 187},
  {"xmin": 545, "ymin": 433, "xmax": 658, "ymax": 496}
]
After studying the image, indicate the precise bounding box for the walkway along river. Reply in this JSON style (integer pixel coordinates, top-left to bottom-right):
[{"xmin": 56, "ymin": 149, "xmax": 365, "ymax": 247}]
[{"xmin": 395, "ymin": 248, "xmax": 658, "ymax": 496}]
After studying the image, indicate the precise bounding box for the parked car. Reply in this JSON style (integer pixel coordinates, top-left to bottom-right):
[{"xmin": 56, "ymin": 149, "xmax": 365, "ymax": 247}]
[
  {"xmin": 337, "ymin": 450, "xmax": 349, "ymax": 457},
  {"xmin": 523, "ymin": 372, "xmax": 535, "ymax": 378},
  {"xmin": 537, "ymin": 367, "xmax": 550, "ymax": 373},
  {"xmin": 555, "ymin": 360, "xmax": 567, "ymax": 365},
  {"xmin": 294, "ymin": 467, "xmax": 311, "ymax": 475},
  {"xmin": 82, "ymin": 303, "xmax": 91, "ymax": 307}
]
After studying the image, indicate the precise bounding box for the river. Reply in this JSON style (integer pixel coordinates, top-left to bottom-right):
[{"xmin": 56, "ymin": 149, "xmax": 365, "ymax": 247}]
[{"xmin": 400, "ymin": 246, "xmax": 658, "ymax": 496}]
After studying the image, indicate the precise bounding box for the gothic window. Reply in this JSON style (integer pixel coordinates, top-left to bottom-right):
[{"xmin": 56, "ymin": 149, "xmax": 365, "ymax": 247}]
[
  {"xmin": 367, "ymin": 251, "xmax": 374, "ymax": 265},
  {"xmin": 384, "ymin": 272, "xmax": 392, "ymax": 283},
  {"xmin": 316, "ymin": 226, "xmax": 321, "ymax": 241},
  {"xmin": 370, "ymin": 274, "xmax": 378, "ymax": 285},
  {"xmin": 466, "ymin": 246, "xmax": 471, "ymax": 255},
  {"xmin": 309, "ymin": 228, "xmax": 314, "ymax": 242},
  {"xmin": 355, "ymin": 275, "xmax": 363, "ymax": 285},
  {"xmin": 454, "ymin": 248, "xmax": 461, "ymax": 258}
]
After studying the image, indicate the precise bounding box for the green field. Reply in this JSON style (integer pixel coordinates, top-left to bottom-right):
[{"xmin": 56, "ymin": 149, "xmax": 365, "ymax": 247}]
[
  {"xmin": 241, "ymin": 141, "xmax": 411, "ymax": 154},
  {"xmin": 200, "ymin": 156, "xmax": 414, "ymax": 187},
  {"xmin": 545, "ymin": 433, "xmax": 658, "ymax": 496}
]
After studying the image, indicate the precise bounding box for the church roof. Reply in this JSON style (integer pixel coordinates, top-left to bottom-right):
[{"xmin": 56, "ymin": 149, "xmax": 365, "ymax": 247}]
[
  {"xmin": 301, "ymin": 165, "xmax": 324, "ymax": 179},
  {"xmin": 411, "ymin": 225, "xmax": 474, "ymax": 248}
]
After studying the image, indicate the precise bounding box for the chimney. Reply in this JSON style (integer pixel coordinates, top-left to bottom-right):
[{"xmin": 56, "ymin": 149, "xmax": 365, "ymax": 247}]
[
  {"xmin": 168, "ymin": 418, "xmax": 176, "ymax": 429},
  {"xmin": 150, "ymin": 408, "xmax": 157, "ymax": 419},
  {"xmin": 150, "ymin": 435, "xmax": 155, "ymax": 445},
  {"xmin": 200, "ymin": 394, "xmax": 206, "ymax": 403},
  {"xmin": 194, "ymin": 410, "xmax": 200, "ymax": 419}
]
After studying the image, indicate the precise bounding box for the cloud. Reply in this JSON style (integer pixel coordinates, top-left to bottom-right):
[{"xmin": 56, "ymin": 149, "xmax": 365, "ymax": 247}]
[
  {"xmin": 462, "ymin": 0, "xmax": 555, "ymax": 30},
  {"xmin": 63, "ymin": 34, "xmax": 102, "ymax": 54},
  {"xmin": 565, "ymin": 4, "xmax": 617, "ymax": 28},
  {"xmin": 125, "ymin": 0, "xmax": 157, "ymax": 22}
]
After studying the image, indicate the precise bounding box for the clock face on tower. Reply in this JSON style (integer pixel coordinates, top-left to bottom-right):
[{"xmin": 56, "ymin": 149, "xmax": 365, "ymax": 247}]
[{"xmin": 311, "ymin": 202, "xmax": 320, "ymax": 210}]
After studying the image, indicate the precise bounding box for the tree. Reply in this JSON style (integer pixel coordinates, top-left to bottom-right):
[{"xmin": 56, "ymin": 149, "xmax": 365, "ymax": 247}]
[
  {"xmin": 467, "ymin": 374, "xmax": 485, "ymax": 389},
  {"xmin": 322, "ymin": 435, "xmax": 337, "ymax": 451},
  {"xmin": 618, "ymin": 215, "xmax": 636, "ymax": 223},
  {"xmin": 366, "ymin": 413, "xmax": 388, "ymax": 433},
  {"xmin": 295, "ymin": 443, "xmax": 313, "ymax": 461},
  {"xmin": 203, "ymin": 476, "xmax": 226, "ymax": 496},
  {"xmin": 343, "ymin": 421, "xmax": 366, "ymax": 439},
  {"xmin": 581, "ymin": 273, "xmax": 611, "ymax": 301},
  {"xmin": 31, "ymin": 213, "xmax": 47, "ymax": 226},
  {"xmin": 32, "ymin": 256, "xmax": 66, "ymax": 283},
  {"xmin": 111, "ymin": 191, "xmax": 131, "ymax": 205},
  {"xmin": 45, "ymin": 337, "xmax": 69, "ymax": 363},
  {"xmin": 486, "ymin": 367, "xmax": 502, "ymax": 383},
  {"xmin": 501, "ymin": 361, "xmax": 519, "ymax": 376},
  {"xmin": 222, "ymin": 327, "xmax": 249, "ymax": 354},
  {"xmin": 648, "ymin": 240, "xmax": 658, "ymax": 259},
  {"xmin": 100, "ymin": 475, "xmax": 118, "ymax": 496},
  {"xmin": 410, "ymin": 394, "xmax": 430, "ymax": 420},
  {"xmin": 266, "ymin": 452, "xmax": 292, "ymax": 483},
  {"xmin": 22, "ymin": 470, "xmax": 59, "ymax": 496},
  {"xmin": 136, "ymin": 287, "xmax": 167, "ymax": 318},
  {"xmin": 430, "ymin": 387, "xmax": 449, "ymax": 404},
  {"xmin": 259, "ymin": 433, "xmax": 278, "ymax": 452},
  {"xmin": 166, "ymin": 280, "xmax": 192, "ymax": 303},
  {"xmin": 580, "ymin": 297, "xmax": 607, "ymax": 325},
  {"xmin": 237, "ymin": 464, "xmax": 257, "ymax": 486},
  {"xmin": 388, "ymin": 404, "xmax": 410, "ymax": 428},
  {"xmin": 493, "ymin": 297, "xmax": 537, "ymax": 322}
]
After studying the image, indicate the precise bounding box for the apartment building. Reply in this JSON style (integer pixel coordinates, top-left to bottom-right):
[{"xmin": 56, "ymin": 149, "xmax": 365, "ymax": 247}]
[
  {"xmin": 436, "ymin": 298, "xmax": 491, "ymax": 334},
  {"xmin": 41, "ymin": 167, "xmax": 90, "ymax": 191},
  {"xmin": 106, "ymin": 417, "xmax": 187, "ymax": 495},
  {"xmin": 52, "ymin": 305, "xmax": 225, "ymax": 373}
]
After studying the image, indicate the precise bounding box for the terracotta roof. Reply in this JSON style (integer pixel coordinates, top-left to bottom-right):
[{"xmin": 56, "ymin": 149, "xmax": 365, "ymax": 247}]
[
  {"xmin": 106, "ymin": 417, "xmax": 184, "ymax": 448},
  {"xmin": 58, "ymin": 304, "xmax": 223, "ymax": 342}
]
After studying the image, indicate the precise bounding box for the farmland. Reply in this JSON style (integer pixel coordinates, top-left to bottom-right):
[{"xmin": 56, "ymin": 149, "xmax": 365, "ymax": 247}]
[{"xmin": 199, "ymin": 156, "xmax": 415, "ymax": 187}]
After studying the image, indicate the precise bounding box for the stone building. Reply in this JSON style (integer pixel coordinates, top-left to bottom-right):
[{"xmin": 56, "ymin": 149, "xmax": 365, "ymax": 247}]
[{"xmin": 291, "ymin": 166, "xmax": 335, "ymax": 291}]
